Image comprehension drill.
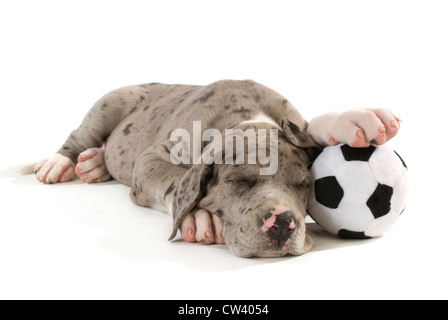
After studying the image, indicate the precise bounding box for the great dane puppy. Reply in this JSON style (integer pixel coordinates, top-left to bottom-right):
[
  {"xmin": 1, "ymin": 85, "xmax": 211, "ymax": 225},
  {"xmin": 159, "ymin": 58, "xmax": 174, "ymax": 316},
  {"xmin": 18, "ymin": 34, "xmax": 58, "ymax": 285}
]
[{"xmin": 35, "ymin": 80, "xmax": 400, "ymax": 257}]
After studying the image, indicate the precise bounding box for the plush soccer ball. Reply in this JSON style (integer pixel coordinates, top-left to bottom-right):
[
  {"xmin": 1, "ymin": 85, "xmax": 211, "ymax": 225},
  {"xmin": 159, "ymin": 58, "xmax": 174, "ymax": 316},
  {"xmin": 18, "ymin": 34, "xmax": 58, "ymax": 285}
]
[{"xmin": 307, "ymin": 144, "xmax": 409, "ymax": 239}]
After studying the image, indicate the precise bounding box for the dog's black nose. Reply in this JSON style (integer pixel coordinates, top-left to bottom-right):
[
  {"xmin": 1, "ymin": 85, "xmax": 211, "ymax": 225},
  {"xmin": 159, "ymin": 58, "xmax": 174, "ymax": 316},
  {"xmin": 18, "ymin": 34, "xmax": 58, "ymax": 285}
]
[{"xmin": 262, "ymin": 210, "xmax": 297, "ymax": 241}]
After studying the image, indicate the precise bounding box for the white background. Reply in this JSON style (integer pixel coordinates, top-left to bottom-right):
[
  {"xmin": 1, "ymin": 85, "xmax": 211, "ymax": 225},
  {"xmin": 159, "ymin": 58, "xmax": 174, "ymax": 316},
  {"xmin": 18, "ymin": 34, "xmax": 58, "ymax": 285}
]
[{"xmin": 1, "ymin": 0, "xmax": 447, "ymax": 299}]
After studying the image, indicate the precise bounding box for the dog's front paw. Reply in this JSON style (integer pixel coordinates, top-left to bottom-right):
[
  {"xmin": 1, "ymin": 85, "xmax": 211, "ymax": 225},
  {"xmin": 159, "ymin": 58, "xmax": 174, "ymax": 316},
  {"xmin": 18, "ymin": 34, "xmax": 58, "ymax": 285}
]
[
  {"xmin": 180, "ymin": 209, "xmax": 225, "ymax": 245},
  {"xmin": 329, "ymin": 108, "xmax": 401, "ymax": 147},
  {"xmin": 35, "ymin": 153, "xmax": 75, "ymax": 184}
]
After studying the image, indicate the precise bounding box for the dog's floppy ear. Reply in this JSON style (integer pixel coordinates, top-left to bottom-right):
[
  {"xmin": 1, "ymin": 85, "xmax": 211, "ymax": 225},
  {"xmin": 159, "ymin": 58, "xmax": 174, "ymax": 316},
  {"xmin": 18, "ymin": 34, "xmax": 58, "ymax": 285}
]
[
  {"xmin": 281, "ymin": 119, "xmax": 319, "ymax": 149},
  {"xmin": 168, "ymin": 163, "xmax": 214, "ymax": 241}
]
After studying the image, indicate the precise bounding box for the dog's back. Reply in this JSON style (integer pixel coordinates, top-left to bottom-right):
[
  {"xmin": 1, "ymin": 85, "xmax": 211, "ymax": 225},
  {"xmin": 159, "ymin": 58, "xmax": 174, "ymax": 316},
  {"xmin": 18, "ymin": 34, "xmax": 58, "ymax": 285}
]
[{"xmin": 101, "ymin": 80, "xmax": 308, "ymax": 185}]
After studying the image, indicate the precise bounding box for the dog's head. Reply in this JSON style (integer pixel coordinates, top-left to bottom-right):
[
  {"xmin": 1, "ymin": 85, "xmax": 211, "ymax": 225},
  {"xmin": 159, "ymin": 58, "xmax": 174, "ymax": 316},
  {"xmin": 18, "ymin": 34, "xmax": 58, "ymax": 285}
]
[{"xmin": 169, "ymin": 119, "xmax": 319, "ymax": 258}]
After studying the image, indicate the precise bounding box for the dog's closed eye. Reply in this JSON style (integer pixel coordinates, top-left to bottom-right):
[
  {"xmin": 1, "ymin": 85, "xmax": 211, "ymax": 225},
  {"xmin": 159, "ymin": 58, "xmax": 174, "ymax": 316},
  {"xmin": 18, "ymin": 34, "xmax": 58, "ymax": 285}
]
[{"xmin": 226, "ymin": 176, "xmax": 258, "ymax": 190}]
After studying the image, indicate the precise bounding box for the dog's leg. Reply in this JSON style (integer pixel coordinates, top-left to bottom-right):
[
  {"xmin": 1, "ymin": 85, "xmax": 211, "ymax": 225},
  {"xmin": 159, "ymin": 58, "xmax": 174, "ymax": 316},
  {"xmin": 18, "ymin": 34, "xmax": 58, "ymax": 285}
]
[
  {"xmin": 130, "ymin": 144, "xmax": 187, "ymax": 210},
  {"xmin": 35, "ymin": 85, "xmax": 147, "ymax": 184},
  {"xmin": 307, "ymin": 108, "xmax": 401, "ymax": 147},
  {"xmin": 131, "ymin": 143, "xmax": 224, "ymax": 244}
]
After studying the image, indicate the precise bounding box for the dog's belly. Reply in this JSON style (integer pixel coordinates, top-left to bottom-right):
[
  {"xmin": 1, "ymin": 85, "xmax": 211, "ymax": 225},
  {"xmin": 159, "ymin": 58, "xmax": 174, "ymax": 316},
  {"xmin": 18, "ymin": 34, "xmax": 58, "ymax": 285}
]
[
  {"xmin": 104, "ymin": 104, "xmax": 162, "ymax": 185},
  {"xmin": 105, "ymin": 122, "xmax": 149, "ymax": 186}
]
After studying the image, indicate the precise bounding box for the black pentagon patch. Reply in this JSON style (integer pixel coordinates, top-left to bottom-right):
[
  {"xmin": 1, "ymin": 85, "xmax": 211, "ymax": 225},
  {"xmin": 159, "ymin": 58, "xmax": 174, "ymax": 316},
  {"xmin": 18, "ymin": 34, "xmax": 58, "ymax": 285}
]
[
  {"xmin": 338, "ymin": 229, "xmax": 372, "ymax": 239},
  {"xmin": 367, "ymin": 183, "xmax": 393, "ymax": 219},
  {"xmin": 394, "ymin": 151, "xmax": 408, "ymax": 169},
  {"xmin": 314, "ymin": 176, "xmax": 344, "ymax": 209},
  {"xmin": 341, "ymin": 144, "xmax": 376, "ymax": 162}
]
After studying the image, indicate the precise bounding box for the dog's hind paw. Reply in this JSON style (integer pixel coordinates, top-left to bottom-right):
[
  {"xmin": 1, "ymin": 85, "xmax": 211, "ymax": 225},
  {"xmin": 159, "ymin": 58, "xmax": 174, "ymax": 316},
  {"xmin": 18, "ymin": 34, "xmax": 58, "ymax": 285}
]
[
  {"xmin": 35, "ymin": 153, "xmax": 76, "ymax": 184},
  {"xmin": 75, "ymin": 147, "xmax": 111, "ymax": 183}
]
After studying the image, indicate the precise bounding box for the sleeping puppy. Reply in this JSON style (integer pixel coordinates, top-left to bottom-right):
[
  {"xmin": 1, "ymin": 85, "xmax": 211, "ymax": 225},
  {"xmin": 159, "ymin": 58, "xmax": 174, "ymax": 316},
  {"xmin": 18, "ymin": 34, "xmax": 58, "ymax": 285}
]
[{"xmin": 34, "ymin": 80, "xmax": 400, "ymax": 257}]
